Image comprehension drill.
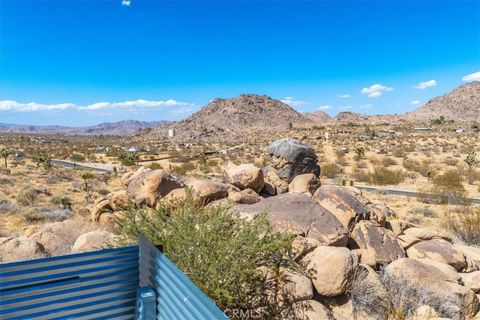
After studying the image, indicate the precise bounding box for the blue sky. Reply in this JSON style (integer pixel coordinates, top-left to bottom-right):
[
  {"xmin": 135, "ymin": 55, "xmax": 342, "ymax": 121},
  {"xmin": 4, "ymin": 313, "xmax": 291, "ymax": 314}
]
[{"xmin": 0, "ymin": 0, "xmax": 479, "ymax": 126}]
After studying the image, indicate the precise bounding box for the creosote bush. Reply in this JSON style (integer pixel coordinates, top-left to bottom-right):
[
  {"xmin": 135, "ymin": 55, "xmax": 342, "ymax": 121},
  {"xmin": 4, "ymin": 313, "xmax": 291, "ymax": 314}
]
[
  {"xmin": 116, "ymin": 193, "xmax": 298, "ymax": 319},
  {"xmin": 443, "ymin": 206, "xmax": 480, "ymax": 245}
]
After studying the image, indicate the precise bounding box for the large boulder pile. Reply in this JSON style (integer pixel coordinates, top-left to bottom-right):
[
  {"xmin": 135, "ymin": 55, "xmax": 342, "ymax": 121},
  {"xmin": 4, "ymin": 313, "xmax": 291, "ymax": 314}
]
[
  {"xmin": 26, "ymin": 138, "xmax": 478, "ymax": 319},
  {"xmin": 264, "ymin": 139, "xmax": 321, "ymax": 195}
]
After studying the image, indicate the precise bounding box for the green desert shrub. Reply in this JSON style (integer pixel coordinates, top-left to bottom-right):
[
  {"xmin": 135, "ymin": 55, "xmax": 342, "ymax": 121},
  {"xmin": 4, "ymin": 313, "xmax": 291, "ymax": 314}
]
[{"xmin": 116, "ymin": 194, "xmax": 297, "ymax": 318}]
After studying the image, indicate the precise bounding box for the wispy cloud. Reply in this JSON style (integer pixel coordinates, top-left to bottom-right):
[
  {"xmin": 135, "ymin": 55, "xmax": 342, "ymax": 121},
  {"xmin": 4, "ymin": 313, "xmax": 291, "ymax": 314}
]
[
  {"xmin": 462, "ymin": 71, "xmax": 480, "ymax": 82},
  {"xmin": 337, "ymin": 94, "xmax": 351, "ymax": 99},
  {"xmin": 361, "ymin": 83, "xmax": 393, "ymax": 98},
  {"xmin": 414, "ymin": 79, "xmax": 436, "ymax": 89},
  {"xmin": 281, "ymin": 97, "xmax": 308, "ymax": 108},
  {"xmin": 121, "ymin": 0, "xmax": 131, "ymax": 6},
  {"xmin": 0, "ymin": 99, "xmax": 193, "ymax": 112},
  {"xmin": 317, "ymin": 105, "xmax": 332, "ymax": 110},
  {"xmin": 338, "ymin": 105, "xmax": 352, "ymax": 110},
  {"xmin": 411, "ymin": 100, "xmax": 421, "ymax": 105},
  {"xmin": 360, "ymin": 104, "xmax": 372, "ymax": 109}
]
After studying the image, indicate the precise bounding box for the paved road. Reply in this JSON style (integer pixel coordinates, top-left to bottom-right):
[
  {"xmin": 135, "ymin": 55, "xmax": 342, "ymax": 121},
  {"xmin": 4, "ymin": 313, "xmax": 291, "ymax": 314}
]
[
  {"xmin": 51, "ymin": 159, "xmax": 114, "ymax": 173},
  {"xmin": 355, "ymin": 185, "xmax": 480, "ymax": 205}
]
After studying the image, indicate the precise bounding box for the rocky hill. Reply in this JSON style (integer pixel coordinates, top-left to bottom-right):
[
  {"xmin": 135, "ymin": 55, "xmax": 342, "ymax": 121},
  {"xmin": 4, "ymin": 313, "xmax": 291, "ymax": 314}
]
[
  {"xmin": 149, "ymin": 94, "xmax": 309, "ymax": 141},
  {"xmin": 0, "ymin": 120, "xmax": 168, "ymax": 136},
  {"xmin": 405, "ymin": 81, "xmax": 480, "ymax": 123},
  {"xmin": 304, "ymin": 111, "xmax": 332, "ymax": 124}
]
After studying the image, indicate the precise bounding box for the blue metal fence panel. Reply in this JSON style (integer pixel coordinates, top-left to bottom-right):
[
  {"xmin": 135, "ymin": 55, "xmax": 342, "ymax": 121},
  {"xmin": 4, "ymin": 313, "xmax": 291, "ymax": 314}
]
[
  {"xmin": 138, "ymin": 235, "xmax": 228, "ymax": 320},
  {"xmin": 0, "ymin": 246, "xmax": 139, "ymax": 320}
]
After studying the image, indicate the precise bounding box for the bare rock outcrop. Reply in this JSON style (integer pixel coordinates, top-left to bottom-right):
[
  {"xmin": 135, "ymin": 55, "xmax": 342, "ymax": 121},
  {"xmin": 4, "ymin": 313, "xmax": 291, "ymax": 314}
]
[
  {"xmin": 126, "ymin": 170, "xmax": 184, "ymax": 207},
  {"xmin": 301, "ymin": 246, "xmax": 358, "ymax": 296},
  {"xmin": 228, "ymin": 193, "xmax": 348, "ymax": 246},
  {"xmin": 406, "ymin": 239, "xmax": 466, "ymax": 271},
  {"xmin": 267, "ymin": 138, "xmax": 320, "ymax": 182},
  {"xmin": 288, "ymin": 173, "xmax": 321, "ymax": 196},
  {"xmin": 72, "ymin": 230, "xmax": 115, "ymax": 253},
  {"xmin": 222, "ymin": 161, "xmax": 264, "ymax": 193},
  {"xmin": 350, "ymin": 221, "xmax": 406, "ymax": 267}
]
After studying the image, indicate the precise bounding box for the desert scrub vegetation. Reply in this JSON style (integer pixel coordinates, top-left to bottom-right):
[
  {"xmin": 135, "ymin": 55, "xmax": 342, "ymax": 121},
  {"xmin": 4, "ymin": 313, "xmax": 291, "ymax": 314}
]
[
  {"xmin": 418, "ymin": 169, "xmax": 468, "ymax": 205},
  {"xmin": 321, "ymin": 162, "xmax": 342, "ymax": 179},
  {"xmin": 116, "ymin": 194, "xmax": 299, "ymax": 318},
  {"xmin": 443, "ymin": 206, "xmax": 480, "ymax": 245}
]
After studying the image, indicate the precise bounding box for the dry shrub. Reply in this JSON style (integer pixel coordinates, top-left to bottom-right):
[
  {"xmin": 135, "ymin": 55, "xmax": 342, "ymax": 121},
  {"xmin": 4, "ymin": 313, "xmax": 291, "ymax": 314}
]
[
  {"xmin": 443, "ymin": 206, "xmax": 480, "ymax": 245},
  {"xmin": 381, "ymin": 157, "xmax": 398, "ymax": 167},
  {"xmin": 321, "ymin": 162, "xmax": 342, "ymax": 179},
  {"xmin": 369, "ymin": 166, "xmax": 405, "ymax": 185},
  {"xmin": 403, "ymin": 159, "xmax": 431, "ymax": 177}
]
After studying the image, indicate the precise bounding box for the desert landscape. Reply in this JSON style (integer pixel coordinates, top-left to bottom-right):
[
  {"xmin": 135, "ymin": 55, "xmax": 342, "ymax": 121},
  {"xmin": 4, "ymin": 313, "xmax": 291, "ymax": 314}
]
[
  {"xmin": 1, "ymin": 82, "xmax": 480, "ymax": 319},
  {"xmin": 1, "ymin": 0, "xmax": 479, "ymax": 319}
]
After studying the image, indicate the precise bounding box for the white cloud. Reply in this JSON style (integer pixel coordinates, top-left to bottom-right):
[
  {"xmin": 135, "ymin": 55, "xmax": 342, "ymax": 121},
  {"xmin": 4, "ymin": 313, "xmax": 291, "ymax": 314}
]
[
  {"xmin": 0, "ymin": 99, "xmax": 192, "ymax": 112},
  {"xmin": 337, "ymin": 94, "xmax": 351, "ymax": 99},
  {"xmin": 338, "ymin": 105, "xmax": 352, "ymax": 110},
  {"xmin": 281, "ymin": 97, "xmax": 308, "ymax": 108},
  {"xmin": 411, "ymin": 100, "xmax": 421, "ymax": 105},
  {"xmin": 415, "ymin": 80, "xmax": 437, "ymax": 89},
  {"xmin": 462, "ymin": 71, "xmax": 480, "ymax": 82},
  {"xmin": 361, "ymin": 84, "xmax": 393, "ymax": 98},
  {"xmin": 317, "ymin": 105, "xmax": 332, "ymax": 110},
  {"xmin": 360, "ymin": 104, "xmax": 372, "ymax": 109},
  {"xmin": 121, "ymin": 0, "xmax": 131, "ymax": 6}
]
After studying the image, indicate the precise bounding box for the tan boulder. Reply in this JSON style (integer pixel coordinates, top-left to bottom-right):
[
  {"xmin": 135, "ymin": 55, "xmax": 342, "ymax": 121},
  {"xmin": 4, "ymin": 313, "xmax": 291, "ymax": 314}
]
[
  {"xmin": 406, "ymin": 239, "xmax": 466, "ymax": 271},
  {"xmin": 350, "ymin": 221, "xmax": 406, "ymax": 266},
  {"xmin": 229, "ymin": 193, "xmax": 347, "ymax": 246},
  {"xmin": 302, "ymin": 246, "xmax": 357, "ymax": 296},
  {"xmin": 108, "ymin": 190, "xmax": 130, "ymax": 211},
  {"xmin": 90, "ymin": 197, "xmax": 111, "ymax": 222},
  {"xmin": 161, "ymin": 188, "xmax": 187, "ymax": 205},
  {"xmin": 456, "ymin": 244, "xmax": 480, "ymax": 271},
  {"xmin": 280, "ymin": 267, "xmax": 314, "ymax": 302},
  {"xmin": 72, "ymin": 230, "xmax": 115, "ymax": 253},
  {"xmin": 29, "ymin": 231, "xmax": 69, "ymax": 256},
  {"xmin": 227, "ymin": 188, "xmax": 261, "ymax": 204},
  {"xmin": 411, "ymin": 305, "xmax": 439, "ymax": 320},
  {"xmin": 0, "ymin": 236, "xmax": 47, "ymax": 263},
  {"xmin": 403, "ymin": 227, "xmax": 452, "ymax": 242},
  {"xmin": 313, "ymin": 185, "xmax": 380, "ymax": 229},
  {"xmin": 181, "ymin": 177, "xmax": 229, "ymax": 205},
  {"xmin": 293, "ymin": 300, "xmax": 335, "ymax": 320},
  {"xmin": 385, "ymin": 220, "xmax": 405, "ymax": 236},
  {"xmin": 127, "ymin": 170, "xmax": 184, "ymax": 207},
  {"xmin": 288, "ymin": 173, "xmax": 321, "ymax": 196},
  {"xmin": 291, "ymin": 236, "xmax": 322, "ymax": 261},
  {"xmin": 222, "ymin": 162, "xmax": 264, "ymax": 193},
  {"xmin": 121, "ymin": 166, "xmax": 150, "ymax": 187},
  {"xmin": 384, "ymin": 258, "xmax": 479, "ymax": 318},
  {"xmin": 461, "ymin": 271, "xmax": 480, "ymax": 293},
  {"xmin": 204, "ymin": 197, "xmax": 235, "ymax": 209},
  {"xmin": 262, "ymin": 168, "xmax": 289, "ymax": 196}
]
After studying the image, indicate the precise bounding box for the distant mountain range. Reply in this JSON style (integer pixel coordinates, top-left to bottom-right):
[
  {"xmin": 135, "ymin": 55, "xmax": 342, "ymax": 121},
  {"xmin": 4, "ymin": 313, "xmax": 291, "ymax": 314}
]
[
  {"xmin": 3, "ymin": 82, "xmax": 478, "ymax": 138},
  {"xmin": 0, "ymin": 120, "xmax": 169, "ymax": 136}
]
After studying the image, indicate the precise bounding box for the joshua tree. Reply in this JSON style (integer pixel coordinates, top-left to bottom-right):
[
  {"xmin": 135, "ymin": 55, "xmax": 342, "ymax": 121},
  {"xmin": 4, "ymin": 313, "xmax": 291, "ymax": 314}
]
[
  {"xmin": 0, "ymin": 149, "xmax": 11, "ymax": 167},
  {"xmin": 80, "ymin": 171, "xmax": 96, "ymax": 201},
  {"xmin": 34, "ymin": 154, "xmax": 52, "ymax": 170},
  {"xmin": 464, "ymin": 151, "xmax": 477, "ymax": 170},
  {"xmin": 354, "ymin": 146, "xmax": 366, "ymax": 160},
  {"xmin": 464, "ymin": 151, "xmax": 477, "ymax": 185}
]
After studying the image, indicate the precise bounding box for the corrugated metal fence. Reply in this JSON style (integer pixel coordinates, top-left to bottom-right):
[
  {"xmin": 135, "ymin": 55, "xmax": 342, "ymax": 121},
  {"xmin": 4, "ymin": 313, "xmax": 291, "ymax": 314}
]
[
  {"xmin": 138, "ymin": 235, "xmax": 228, "ymax": 320},
  {"xmin": 0, "ymin": 246, "xmax": 140, "ymax": 320},
  {"xmin": 0, "ymin": 236, "xmax": 228, "ymax": 320}
]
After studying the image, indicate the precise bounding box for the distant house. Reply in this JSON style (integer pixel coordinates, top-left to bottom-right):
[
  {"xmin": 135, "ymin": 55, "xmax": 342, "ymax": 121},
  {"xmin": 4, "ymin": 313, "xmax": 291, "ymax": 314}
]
[
  {"xmin": 15, "ymin": 151, "xmax": 24, "ymax": 158},
  {"xmin": 168, "ymin": 129, "xmax": 175, "ymax": 138},
  {"xmin": 413, "ymin": 127, "xmax": 432, "ymax": 132},
  {"xmin": 455, "ymin": 128, "xmax": 467, "ymax": 133}
]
